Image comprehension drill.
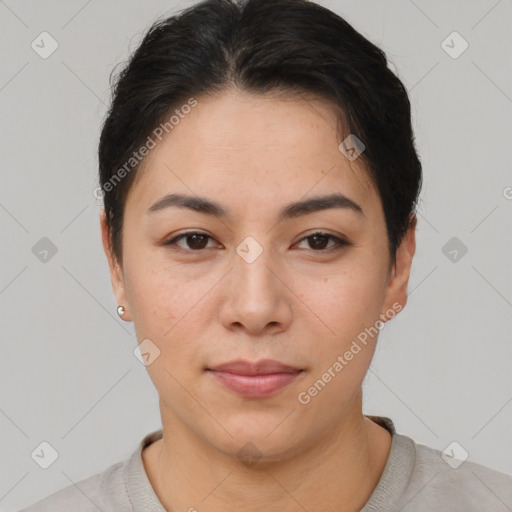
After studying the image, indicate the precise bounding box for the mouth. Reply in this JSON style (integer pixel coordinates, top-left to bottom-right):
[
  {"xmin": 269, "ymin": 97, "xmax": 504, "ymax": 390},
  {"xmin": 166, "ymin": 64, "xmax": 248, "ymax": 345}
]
[{"xmin": 206, "ymin": 359, "xmax": 305, "ymax": 398}]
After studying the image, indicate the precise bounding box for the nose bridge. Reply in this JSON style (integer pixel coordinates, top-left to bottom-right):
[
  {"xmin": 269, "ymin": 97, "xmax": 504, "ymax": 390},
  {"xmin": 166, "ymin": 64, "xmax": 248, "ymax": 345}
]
[
  {"xmin": 219, "ymin": 233, "xmax": 291, "ymax": 334},
  {"xmin": 233, "ymin": 234, "xmax": 278, "ymax": 300}
]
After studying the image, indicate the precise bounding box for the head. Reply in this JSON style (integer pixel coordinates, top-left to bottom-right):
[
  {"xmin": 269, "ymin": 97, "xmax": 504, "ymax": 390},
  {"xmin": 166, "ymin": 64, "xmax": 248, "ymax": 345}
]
[{"xmin": 99, "ymin": 0, "xmax": 421, "ymax": 462}]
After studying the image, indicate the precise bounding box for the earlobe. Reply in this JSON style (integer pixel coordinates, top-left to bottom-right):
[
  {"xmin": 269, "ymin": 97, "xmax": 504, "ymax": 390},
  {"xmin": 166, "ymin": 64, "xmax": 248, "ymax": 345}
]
[
  {"xmin": 99, "ymin": 210, "xmax": 132, "ymax": 322},
  {"xmin": 381, "ymin": 215, "xmax": 417, "ymax": 321}
]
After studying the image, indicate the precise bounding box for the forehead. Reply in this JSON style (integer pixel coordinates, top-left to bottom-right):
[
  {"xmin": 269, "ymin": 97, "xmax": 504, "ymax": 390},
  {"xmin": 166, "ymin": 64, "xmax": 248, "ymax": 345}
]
[{"xmin": 125, "ymin": 89, "xmax": 379, "ymax": 221}]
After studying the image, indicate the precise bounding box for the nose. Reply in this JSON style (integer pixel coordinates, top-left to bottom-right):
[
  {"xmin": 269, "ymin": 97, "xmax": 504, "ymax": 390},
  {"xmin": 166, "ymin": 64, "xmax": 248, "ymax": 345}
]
[{"xmin": 218, "ymin": 242, "xmax": 293, "ymax": 337}]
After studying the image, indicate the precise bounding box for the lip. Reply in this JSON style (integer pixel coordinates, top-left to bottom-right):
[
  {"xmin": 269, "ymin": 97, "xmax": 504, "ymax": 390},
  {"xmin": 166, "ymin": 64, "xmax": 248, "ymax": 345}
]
[
  {"xmin": 206, "ymin": 359, "xmax": 304, "ymax": 398},
  {"xmin": 208, "ymin": 359, "xmax": 303, "ymax": 375}
]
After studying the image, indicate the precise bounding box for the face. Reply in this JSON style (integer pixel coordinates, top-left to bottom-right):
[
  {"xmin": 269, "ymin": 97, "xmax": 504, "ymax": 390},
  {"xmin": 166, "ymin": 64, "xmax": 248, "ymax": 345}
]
[{"xmin": 101, "ymin": 89, "xmax": 415, "ymax": 462}]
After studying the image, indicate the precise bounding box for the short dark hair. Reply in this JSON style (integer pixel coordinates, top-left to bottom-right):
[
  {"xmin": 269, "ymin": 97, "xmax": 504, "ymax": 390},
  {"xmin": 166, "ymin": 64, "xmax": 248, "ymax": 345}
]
[{"xmin": 98, "ymin": 0, "xmax": 422, "ymax": 267}]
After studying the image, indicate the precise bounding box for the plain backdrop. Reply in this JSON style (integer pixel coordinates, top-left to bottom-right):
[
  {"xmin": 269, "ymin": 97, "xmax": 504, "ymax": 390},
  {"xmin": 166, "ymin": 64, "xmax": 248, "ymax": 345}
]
[{"xmin": 1, "ymin": 0, "xmax": 511, "ymax": 510}]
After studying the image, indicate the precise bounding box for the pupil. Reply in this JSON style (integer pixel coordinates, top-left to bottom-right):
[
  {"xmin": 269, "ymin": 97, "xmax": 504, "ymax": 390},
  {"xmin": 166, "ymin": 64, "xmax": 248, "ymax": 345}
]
[
  {"xmin": 188, "ymin": 234, "xmax": 207, "ymax": 249},
  {"xmin": 310, "ymin": 235, "xmax": 328, "ymax": 250}
]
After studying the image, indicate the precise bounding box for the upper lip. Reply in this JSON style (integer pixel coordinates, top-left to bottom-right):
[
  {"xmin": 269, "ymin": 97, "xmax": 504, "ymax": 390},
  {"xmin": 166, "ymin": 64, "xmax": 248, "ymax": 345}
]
[{"xmin": 207, "ymin": 359, "xmax": 303, "ymax": 375}]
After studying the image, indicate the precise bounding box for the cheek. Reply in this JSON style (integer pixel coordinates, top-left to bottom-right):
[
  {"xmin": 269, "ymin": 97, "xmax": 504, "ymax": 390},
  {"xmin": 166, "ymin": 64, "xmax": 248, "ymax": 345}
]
[
  {"xmin": 309, "ymin": 262, "xmax": 386, "ymax": 326},
  {"xmin": 301, "ymin": 262, "xmax": 387, "ymax": 364},
  {"xmin": 124, "ymin": 261, "xmax": 215, "ymax": 368},
  {"xmin": 125, "ymin": 272, "xmax": 179, "ymax": 338},
  {"xmin": 123, "ymin": 251, "xmax": 195, "ymax": 333},
  {"xmin": 296, "ymin": 272, "xmax": 383, "ymax": 414}
]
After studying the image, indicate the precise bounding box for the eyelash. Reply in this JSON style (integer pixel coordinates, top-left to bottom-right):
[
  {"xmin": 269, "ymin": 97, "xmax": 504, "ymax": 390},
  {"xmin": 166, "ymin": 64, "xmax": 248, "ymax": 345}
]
[{"xmin": 163, "ymin": 231, "xmax": 350, "ymax": 254}]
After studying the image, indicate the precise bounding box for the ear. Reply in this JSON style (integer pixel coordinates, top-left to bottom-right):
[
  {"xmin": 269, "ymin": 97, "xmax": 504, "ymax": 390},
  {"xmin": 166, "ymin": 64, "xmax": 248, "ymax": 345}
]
[
  {"xmin": 100, "ymin": 209, "xmax": 132, "ymax": 322},
  {"xmin": 380, "ymin": 214, "xmax": 417, "ymax": 321}
]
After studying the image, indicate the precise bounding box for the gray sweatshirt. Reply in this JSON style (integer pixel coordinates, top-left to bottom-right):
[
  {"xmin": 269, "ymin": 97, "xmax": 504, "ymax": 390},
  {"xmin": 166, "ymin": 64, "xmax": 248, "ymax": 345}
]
[{"xmin": 19, "ymin": 416, "xmax": 512, "ymax": 511}]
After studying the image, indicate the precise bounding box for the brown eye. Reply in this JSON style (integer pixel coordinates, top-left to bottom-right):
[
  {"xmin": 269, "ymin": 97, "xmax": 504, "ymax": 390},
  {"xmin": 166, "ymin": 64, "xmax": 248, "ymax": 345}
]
[
  {"xmin": 165, "ymin": 232, "xmax": 216, "ymax": 251},
  {"xmin": 184, "ymin": 233, "xmax": 209, "ymax": 250},
  {"xmin": 307, "ymin": 234, "xmax": 331, "ymax": 250},
  {"xmin": 296, "ymin": 232, "xmax": 350, "ymax": 252}
]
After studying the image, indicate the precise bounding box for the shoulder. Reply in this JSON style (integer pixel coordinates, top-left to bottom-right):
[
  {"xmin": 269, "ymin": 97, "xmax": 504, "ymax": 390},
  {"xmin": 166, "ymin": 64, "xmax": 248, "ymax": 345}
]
[
  {"xmin": 399, "ymin": 435, "xmax": 512, "ymax": 511},
  {"xmin": 19, "ymin": 429, "xmax": 163, "ymax": 511},
  {"xmin": 18, "ymin": 459, "xmax": 126, "ymax": 512}
]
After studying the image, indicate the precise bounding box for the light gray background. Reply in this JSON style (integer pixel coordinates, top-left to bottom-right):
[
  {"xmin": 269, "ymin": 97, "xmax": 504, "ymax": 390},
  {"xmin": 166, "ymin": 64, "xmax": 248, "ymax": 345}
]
[{"xmin": 1, "ymin": 0, "xmax": 511, "ymax": 510}]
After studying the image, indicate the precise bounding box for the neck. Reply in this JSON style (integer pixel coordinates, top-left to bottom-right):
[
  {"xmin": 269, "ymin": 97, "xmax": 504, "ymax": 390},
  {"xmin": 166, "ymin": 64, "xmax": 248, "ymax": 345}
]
[{"xmin": 142, "ymin": 397, "xmax": 392, "ymax": 512}]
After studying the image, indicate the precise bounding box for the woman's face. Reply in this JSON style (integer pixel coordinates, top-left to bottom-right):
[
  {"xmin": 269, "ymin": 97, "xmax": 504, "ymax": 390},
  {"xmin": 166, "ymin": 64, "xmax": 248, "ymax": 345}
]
[{"xmin": 101, "ymin": 89, "xmax": 415, "ymax": 461}]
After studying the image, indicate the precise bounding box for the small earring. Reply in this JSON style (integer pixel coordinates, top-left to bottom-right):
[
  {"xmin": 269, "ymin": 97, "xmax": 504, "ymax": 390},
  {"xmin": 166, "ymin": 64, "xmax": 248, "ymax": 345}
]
[{"xmin": 117, "ymin": 305, "xmax": 125, "ymax": 318}]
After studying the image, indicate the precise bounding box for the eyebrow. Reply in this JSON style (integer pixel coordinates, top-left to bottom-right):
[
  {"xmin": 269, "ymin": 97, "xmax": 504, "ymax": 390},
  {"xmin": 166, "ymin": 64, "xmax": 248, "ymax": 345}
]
[{"xmin": 147, "ymin": 192, "xmax": 364, "ymax": 220}]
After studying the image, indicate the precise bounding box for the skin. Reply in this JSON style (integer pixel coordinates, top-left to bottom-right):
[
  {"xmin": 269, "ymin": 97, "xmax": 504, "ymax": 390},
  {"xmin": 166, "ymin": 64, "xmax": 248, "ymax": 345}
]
[{"xmin": 100, "ymin": 88, "xmax": 416, "ymax": 511}]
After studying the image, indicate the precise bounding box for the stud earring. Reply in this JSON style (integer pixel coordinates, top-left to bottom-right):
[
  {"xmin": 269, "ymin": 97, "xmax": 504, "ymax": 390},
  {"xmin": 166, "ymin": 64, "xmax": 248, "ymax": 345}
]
[{"xmin": 117, "ymin": 305, "xmax": 125, "ymax": 318}]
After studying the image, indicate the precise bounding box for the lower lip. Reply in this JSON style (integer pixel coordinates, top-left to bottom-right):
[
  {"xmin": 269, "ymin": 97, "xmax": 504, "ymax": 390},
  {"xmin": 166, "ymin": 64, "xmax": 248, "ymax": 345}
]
[{"xmin": 208, "ymin": 370, "xmax": 303, "ymax": 398}]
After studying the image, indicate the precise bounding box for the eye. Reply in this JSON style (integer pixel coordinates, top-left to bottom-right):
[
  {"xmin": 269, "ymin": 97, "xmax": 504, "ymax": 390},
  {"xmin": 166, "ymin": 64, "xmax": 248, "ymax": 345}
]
[
  {"xmin": 163, "ymin": 230, "xmax": 350, "ymax": 254},
  {"xmin": 164, "ymin": 231, "xmax": 219, "ymax": 252},
  {"xmin": 295, "ymin": 232, "xmax": 350, "ymax": 252}
]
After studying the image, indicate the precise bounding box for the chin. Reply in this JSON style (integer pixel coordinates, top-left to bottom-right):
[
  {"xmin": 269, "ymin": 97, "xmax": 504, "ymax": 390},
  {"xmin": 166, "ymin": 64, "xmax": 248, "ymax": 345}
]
[
  {"xmin": 215, "ymin": 433, "xmax": 303, "ymax": 467},
  {"xmin": 204, "ymin": 414, "xmax": 304, "ymax": 462}
]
